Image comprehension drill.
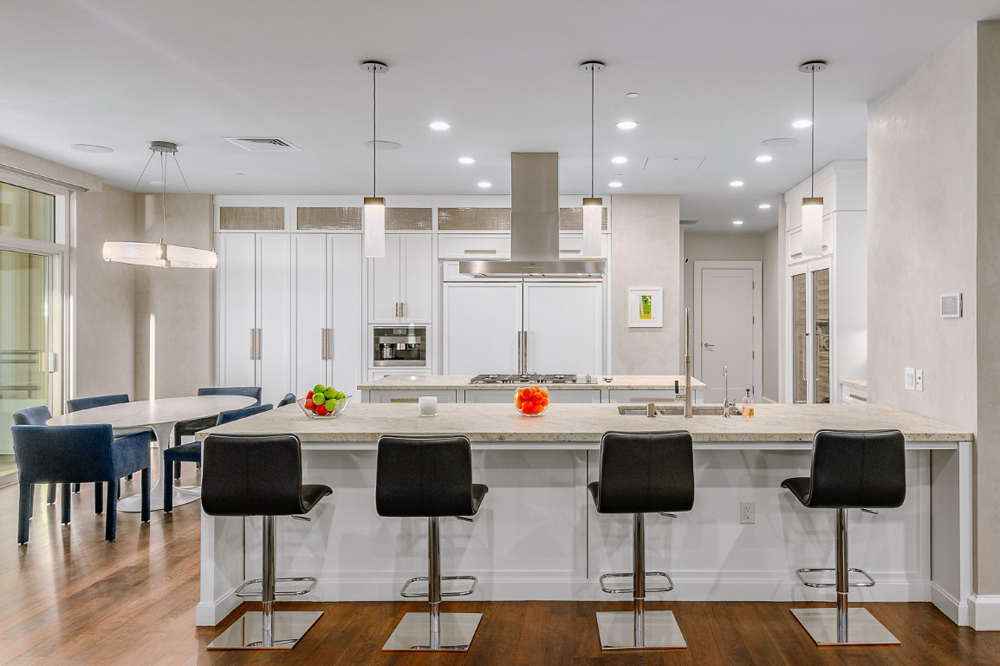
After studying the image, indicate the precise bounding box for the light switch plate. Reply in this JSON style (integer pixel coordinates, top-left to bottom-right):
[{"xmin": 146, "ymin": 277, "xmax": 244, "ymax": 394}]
[
  {"xmin": 905, "ymin": 368, "xmax": 915, "ymax": 391},
  {"xmin": 915, "ymin": 369, "xmax": 924, "ymax": 392}
]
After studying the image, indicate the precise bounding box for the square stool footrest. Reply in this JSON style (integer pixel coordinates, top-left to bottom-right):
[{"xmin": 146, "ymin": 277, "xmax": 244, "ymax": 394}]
[
  {"xmin": 234, "ymin": 576, "xmax": 318, "ymax": 598},
  {"xmin": 400, "ymin": 575, "xmax": 478, "ymax": 598},
  {"xmin": 599, "ymin": 571, "xmax": 674, "ymax": 594},
  {"xmin": 795, "ymin": 567, "xmax": 875, "ymax": 589}
]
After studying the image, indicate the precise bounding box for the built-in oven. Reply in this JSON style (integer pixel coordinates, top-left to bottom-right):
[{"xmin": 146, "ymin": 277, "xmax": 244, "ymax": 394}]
[{"xmin": 373, "ymin": 326, "xmax": 427, "ymax": 367}]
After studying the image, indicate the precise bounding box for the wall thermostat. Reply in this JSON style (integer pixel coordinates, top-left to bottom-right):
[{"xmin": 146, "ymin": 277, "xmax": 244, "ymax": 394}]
[{"xmin": 941, "ymin": 293, "xmax": 963, "ymax": 318}]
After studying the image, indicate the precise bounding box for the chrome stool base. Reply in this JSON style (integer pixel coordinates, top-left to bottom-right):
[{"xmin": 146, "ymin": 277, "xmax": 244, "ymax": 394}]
[
  {"xmin": 382, "ymin": 611, "xmax": 482, "ymax": 652},
  {"xmin": 207, "ymin": 610, "xmax": 323, "ymax": 650},
  {"xmin": 791, "ymin": 608, "xmax": 899, "ymax": 646},
  {"xmin": 596, "ymin": 611, "xmax": 686, "ymax": 650}
]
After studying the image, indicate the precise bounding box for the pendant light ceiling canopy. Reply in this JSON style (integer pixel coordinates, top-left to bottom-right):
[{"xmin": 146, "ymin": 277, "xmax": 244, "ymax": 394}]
[
  {"xmin": 800, "ymin": 59, "xmax": 827, "ymax": 259},
  {"xmin": 580, "ymin": 60, "xmax": 605, "ymax": 258},
  {"xmin": 362, "ymin": 60, "xmax": 388, "ymax": 258},
  {"xmin": 102, "ymin": 141, "xmax": 217, "ymax": 269}
]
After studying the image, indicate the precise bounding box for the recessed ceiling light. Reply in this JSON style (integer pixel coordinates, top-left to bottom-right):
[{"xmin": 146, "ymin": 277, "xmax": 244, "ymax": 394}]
[
  {"xmin": 758, "ymin": 203, "xmax": 771, "ymax": 209},
  {"xmin": 615, "ymin": 121, "xmax": 638, "ymax": 130},
  {"xmin": 626, "ymin": 92, "xmax": 640, "ymax": 98},
  {"xmin": 730, "ymin": 180, "xmax": 744, "ymax": 187},
  {"xmin": 611, "ymin": 156, "xmax": 628, "ymax": 165},
  {"xmin": 608, "ymin": 181, "xmax": 623, "ymax": 188},
  {"xmin": 733, "ymin": 220, "xmax": 744, "ymax": 226},
  {"xmin": 792, "ymin": 119, "xmax": 813, "ymax": 129},
  {"xmin": 71, "ymin": 143, "xmax": 114, "ymax": 153},
  {"xmin": 458, "ymin": 156, "xmax": 475, "ymax": 164},
  {"xmin": 755, "ymin": 155, "xmax": 773, "ymax": 163},
  {"xmin": 477, "ymin": 181, "xmax": 492, "ymax": 188},
  {"xmin": 429, "ymin": 121, "xmax": 451, "ymax": 131}
]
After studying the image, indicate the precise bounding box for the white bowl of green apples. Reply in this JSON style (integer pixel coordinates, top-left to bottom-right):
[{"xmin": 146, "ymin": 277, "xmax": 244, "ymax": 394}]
[{"xmin": 299, "ymin": 384, "xmax": 351, "ymax": 419}]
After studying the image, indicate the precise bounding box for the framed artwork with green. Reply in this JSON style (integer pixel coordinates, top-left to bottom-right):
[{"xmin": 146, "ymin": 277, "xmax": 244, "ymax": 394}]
[{"xmin": 628, "ymin": 287, "xmax": 663, "ymax": 328}]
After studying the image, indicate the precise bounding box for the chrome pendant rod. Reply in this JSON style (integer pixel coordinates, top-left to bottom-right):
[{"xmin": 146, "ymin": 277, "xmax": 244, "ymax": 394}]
[
  {"xmin": 373, "ymin": 65, "xmax": 377, "ymax": 199},
  {"xmin": 811, "ymin": 68, "xmax": 815, "ymax": 198},
  {"xmin": 590, "ymin": 66, "xmax": 595, "ymax": 199}
]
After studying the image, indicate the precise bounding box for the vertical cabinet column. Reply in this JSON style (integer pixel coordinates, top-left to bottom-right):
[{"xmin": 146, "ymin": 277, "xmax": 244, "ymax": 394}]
[
  {"xmin": 523, "ymin": 282, "xmax": 603, "ymax": 376},
  {"xmin": 368, "ymin": 233, "xmax": 434, "ymax": 323},
  {"xmin": 442, "ymin": 283, "xmax": 522, "ymax": 374},
  {"xmin": 257, "ymin": 235, "xmax": 292, "ymax": 406}
]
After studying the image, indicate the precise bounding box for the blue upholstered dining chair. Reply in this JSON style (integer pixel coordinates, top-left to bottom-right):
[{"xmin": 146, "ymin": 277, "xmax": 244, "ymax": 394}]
[
  {"xmin": 172, "ymin": 386, "xmax": 262, "ymax": 443},
  {"xmin": 278, "ymin": 392, "xmax": 297, "ymax": 408},
  {"xmin": 65, "ymin": 393, "xmax": 151, "ymax": 496},
  {"xmin": 11, "ymin": 424, "xmax": 151, "ymax": 543},
  {"xmin": 163, "ymin": 403, "xmax": 273, "ymax": 512},
  {"xmin": 11, "ymin": 406, "xmax": 61, "ymax": 512}
]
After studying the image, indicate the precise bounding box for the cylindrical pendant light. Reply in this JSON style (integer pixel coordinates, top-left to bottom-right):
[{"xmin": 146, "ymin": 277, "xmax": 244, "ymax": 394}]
[
  {"xmin": 800, "ymin": 60, "xmax": 827, "ymax": 259},
  {"xmin": 362, "ymin": 61, "xmax": 388, "ymax": 258},
  {"xmin": 580, "ymin": 61, "xmax": 606, "ymax": 258}
]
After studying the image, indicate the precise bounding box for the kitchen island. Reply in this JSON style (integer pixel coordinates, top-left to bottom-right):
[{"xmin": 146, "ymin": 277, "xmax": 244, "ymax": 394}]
[
  {"xmin": 195, "ymin": 402, "xmax": 972, "ymax": 629},
  {"xmin": 358, "ymin": 374, "xmax": 708, "ymax": 404}
]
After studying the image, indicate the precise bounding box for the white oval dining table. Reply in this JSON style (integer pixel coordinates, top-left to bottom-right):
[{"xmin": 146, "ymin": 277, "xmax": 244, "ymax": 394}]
[{"xmin": 47, "ymin": 395, "xmax": 256, "ymax": 512}]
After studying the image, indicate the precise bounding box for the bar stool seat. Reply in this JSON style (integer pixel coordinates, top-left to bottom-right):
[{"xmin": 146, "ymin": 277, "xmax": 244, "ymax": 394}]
[
  {"xmin": 590, "ymin": 430, "xmax": 694, "ymax": 651},
  {"xmin": 783, "ymin": 428, "xmax": 905, "ymax": 647},
  {"xmin": 376, "ymin": 434, "xmax": 488, "ymax": 652}
]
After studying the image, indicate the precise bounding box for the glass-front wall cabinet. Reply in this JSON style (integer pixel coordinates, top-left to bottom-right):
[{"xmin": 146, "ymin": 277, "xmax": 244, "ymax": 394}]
[{"xmin": 790, "ymin": 261, "xmax": 831, "ymax": 405}]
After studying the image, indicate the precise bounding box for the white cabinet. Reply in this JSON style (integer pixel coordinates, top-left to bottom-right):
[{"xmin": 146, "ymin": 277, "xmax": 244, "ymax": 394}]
[
  {"xmin": 442, "ymin": 283, "xmax": 522, "ymax": 374},
  {"xmin": 523, "ymin": 283, "xmax": 602, "ymax": 376},
  {"xmin": 291, "ymin": 234, "xmax": 364, "ymax": 398},
  {"xmin": 368, "ymin": 233, "xmax": 434, "ymax": 323}
]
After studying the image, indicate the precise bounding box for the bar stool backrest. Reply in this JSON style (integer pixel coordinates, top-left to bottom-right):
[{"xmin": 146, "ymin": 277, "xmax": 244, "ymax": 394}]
[
  {"xmin": 12, "ymin": 405, "xmax": 52, "ymax": 425},
  {"xmin": 594, "ymin": 430, "xmax": 695, "ymax": 514},
  {"xmin": 806, "ymin": 429, "xmax": 906, "ymax": 509},
  {"xmin": 201, "ymin": 434, "xmax": 304, "ymax": 517},
  {"xmin": 376, "ymin": 435, "xmax": 475, "ymax": 517},
  {"xmin": 66, "ymin": 394, "xmax": 129, "ymax": 413}
]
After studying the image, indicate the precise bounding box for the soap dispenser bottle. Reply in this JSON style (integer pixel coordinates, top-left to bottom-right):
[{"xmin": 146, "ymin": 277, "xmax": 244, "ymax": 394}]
[{"xmin": 741, "ymin": 389, "xmax": 755, "ymax": 419}]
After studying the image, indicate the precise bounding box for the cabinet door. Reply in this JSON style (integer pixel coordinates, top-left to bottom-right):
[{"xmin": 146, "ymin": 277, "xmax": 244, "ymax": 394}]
[
  {"xmin": 330, "ymin": 234, "xmax": 364, "ymax": 395},
  {"xmin": 291, "ymin": 234, "xmax": 328, "ymax": 396},
  {"xmin": 368, "ymin": 233, "xmax": 400, "ymax": 323},
  {"xmin": 400, "ymin": 234, "xmax": 434, "ymax": 322},
  {"xmin": 217, "ymin": 234, "xmax": 257, "ymax": 388},
  {"xmin": 523, "ymin": 283, "xmax": 602, "ymax": 376},
  {"xmin": 443, "ymin": 283, "xmax": 522, "ymax": 375},
  {"xmin": 257, "ymin": 234, "xmax": 292, "ymax": 405}
]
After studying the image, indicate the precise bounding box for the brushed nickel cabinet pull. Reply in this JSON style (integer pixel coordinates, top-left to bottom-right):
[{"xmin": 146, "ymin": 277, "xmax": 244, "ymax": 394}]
[
  {"xmin": 389, "ymin": 398, "xmax": 418, "ymax": 403},
  {"xmin": 250, "ymin": 328, "xmax": 256, "ymax": 360},
  {"xmin": 463, "ymin": 249, "xmax": 497, "ymax": 254},
  {"xmin": 791, "ymin": 251, "xmax": 804, "ymax": 258},
  {"xmin": 848, "ymin": 393, "xmax": 868, "ymax": 402},
  {"xmin": 562, "ymin": 249, "xmax": 582, "ymax": 254},
  {"xmin": 256, "ymin": 329, "xmax": 262, "ymax": 360}
]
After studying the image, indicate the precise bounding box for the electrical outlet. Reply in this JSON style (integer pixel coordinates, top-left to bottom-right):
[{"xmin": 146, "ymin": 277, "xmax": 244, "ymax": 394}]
[
  {"xmin": 905, "ymin": 367, "xmax": 915, "ymax": 391},
  {"xmin": 915, "ymin": 369, "xmax": 924, "ymax": 392},
  {"xmin": 740, "ymin": 501, "xmax": 755, "ymax": 525}
]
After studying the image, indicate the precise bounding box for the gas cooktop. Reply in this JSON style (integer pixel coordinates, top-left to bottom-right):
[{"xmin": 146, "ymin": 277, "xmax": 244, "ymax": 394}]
[{"xmin": 469, "ymin": 374, "xmax": 578, "ymax": 385}]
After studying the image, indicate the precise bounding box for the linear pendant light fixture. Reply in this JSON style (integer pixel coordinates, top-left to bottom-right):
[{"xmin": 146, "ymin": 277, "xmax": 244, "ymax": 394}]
[
  {"xmin": 580, "ymin": 61, "xmax": 606, "ymax": 258},
  {"xmin": 362, "ymin": 60, "xmax": 388, "ymax": 258},
  {"xmin": 102, "ymin": 141, "xmax": 217, "ymax": 269},
  {"xmin": 800, "ymin": 60, "xmax": 827, "ymax": 259}
]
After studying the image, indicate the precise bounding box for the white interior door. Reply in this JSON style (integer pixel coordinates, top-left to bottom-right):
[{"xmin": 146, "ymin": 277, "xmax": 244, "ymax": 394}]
[
  {"xmin": 257, "ymin": 234, "xmax": 292, "ymax": 405},
  {"xmin": 442, "ymin": 282, "xmax": 522, "ymax": 374},
  {"xmin": 695, "ymin": 264, "xmax": 760, "ymax": 403},
  {"xmin": 217, "ymin": 233, "xmax": 257, "ymax": 389},
  {"xmin": 523, "ymin": 282, "xmax": 602, "ymax": 376},
  {"xmin": 330, "ymin": 234, "xmax": 364, "ymax": 396},
  {"xmin": 292, "ymin": 234, "xmax": 328, "ymax": 397},
  {"xmin": 400, "ymin": 234, "xmax": 434, "ymax": 322},
  {"xmin": 368, "ymin": 234, "xmax": 400, "ymax": 323}
]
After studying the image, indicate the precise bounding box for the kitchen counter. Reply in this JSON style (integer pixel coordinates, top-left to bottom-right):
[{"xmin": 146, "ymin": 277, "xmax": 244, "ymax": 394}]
[
  {"xmin": 196, "ymin": 402, "xmax": 972, "ymax": 631},
  {"xmin": 357, "ymin": 374, "xmax": 708, "ymax": 391},
  {"xmin": 839, "ymin": 378, "xmax": 869, "ymax": 391}
]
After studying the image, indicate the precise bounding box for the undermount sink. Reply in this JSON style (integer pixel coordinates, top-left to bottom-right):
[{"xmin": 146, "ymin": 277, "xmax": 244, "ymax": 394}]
[{"xmin": 617, "ymin": 404, "xmax": 727, "ymax": 416}]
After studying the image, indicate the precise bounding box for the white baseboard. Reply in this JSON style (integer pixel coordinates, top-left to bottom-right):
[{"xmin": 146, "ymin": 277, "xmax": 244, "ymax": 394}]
[
  {"xmin": 970, "ymin": 594, "xmax": 1000, "ymax": 631},
  {"xmin": 931, "ymin": 582, "xmax": 969, "ymax": 626},
  {"xmin": 195, "ymin": 590, "xmax": 242, "ymax": 627}
]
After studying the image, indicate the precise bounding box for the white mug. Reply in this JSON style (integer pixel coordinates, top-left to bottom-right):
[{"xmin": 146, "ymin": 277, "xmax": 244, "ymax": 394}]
[{"xmin": 418, "ymin": 395, "xmax": 438, "ymax": 417}]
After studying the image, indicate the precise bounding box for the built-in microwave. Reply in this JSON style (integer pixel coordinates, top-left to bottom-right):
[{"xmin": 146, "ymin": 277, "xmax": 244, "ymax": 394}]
[{"xmin": 373, "ymin": 326, "xmax": 427, "ymax": 367}]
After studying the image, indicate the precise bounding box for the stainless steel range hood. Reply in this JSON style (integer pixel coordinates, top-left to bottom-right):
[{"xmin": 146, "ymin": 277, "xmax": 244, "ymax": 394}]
[{"xmin": 459, "ymin": 153, "xmax": 606, "ymax": 278}]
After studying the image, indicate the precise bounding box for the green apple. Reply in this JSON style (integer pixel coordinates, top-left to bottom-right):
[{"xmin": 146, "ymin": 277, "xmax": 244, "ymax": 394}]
[
  {"xmin": 313, "ymin": 384, "xmax": 325, "ymax": 395},
  {"xmin": 324, "ymin": 388, "xmax": 336, "ymax": 400},
  {"xmin": 312, "ymin": 393, "xmax": 326, "ymax": 406},
  {"xmin": 335, "ymin": 391, "xmax": 345, "ymax": 399}
]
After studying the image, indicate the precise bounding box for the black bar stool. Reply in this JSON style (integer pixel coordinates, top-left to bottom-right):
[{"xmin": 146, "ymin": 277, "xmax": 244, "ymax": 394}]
[
  {"xmin": 589, "ymin": 430, "xmax": 694, "ymax": 650},
  {"xmin": 781, "ymin": 429, "xmax": 905, "ymax": 646},
  {"xmin": 201, "ymin": 433, "xmax": 332, "ymax": 650},
  {"xmin": 375, "ymin": 434, "xmax": 488, "ymax": 652}
]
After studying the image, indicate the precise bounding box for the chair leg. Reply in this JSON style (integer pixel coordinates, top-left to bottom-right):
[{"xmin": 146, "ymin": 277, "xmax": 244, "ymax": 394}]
[
  {"xmin": 47, "ymin": 483, "xmax": 56, "ymax": 505},
  {"xmin": 127, "ymin": 473, "xmax": 133, "ymax": 481},
  {"xmin": 163, "ymin": 458, "xmax": 173, "ymax": 513},
  {"xmin": 17, "ymin": 483, "xmax": 32, "ymax": 544},
  {"xmin": 174, "ymin": 461, "xmax": 182, "ymax": 480},
  {"xmin": 73, "ymin": 483, "xmax": 81, "ymax": 493},
  {"xmin": 141, "ymin": 467, "xmax": 150, "ymax": 523},
  {"xmin": 61, "ymin": 484, "xmax": 71, "ymax": 524},
  {"xmin": 95, "ymin": 482, "xmax": 104, "ymax": 514},
  {"xmin": 105, "ymin": 481, "xmax": 118, "ymax": 541}
]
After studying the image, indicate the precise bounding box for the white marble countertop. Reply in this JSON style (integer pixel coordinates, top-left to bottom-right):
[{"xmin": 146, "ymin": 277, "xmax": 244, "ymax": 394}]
[
  {"xmin": 357, "ymin": 374, "xmax": 708, "ymax": 391},
  {"xmin": 839, "ymin": 378, "xmax": 869, "ymax": 391},
  {"xmin": 198, "ymin": 402, "xmax": 970, "ymax": 445}
]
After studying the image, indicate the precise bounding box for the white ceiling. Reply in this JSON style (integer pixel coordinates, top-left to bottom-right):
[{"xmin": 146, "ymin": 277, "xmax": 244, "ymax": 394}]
[{"xmin": 3, "ymin": 0, "xmax": 1000, "ymax": 232}]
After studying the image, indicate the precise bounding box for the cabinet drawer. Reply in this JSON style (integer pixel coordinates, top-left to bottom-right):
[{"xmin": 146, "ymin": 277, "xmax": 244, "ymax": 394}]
[
  {"xmin": 608, "ymin": 389, "xmax": 686, "ymax": 403},
  {"xmin": 558, "ymin": 233, "xmax": 609, "ymax": 258},
  {"xmin": 841, "ymin": 385, "xmax": 868, "ymax": 404},
  {"xmin": 438, "ymin": 234, "xmax": 510, "ymax": 260},
  {"xmin": 368, "ymin": 389, "xmax": 457, "ymax": 404}
]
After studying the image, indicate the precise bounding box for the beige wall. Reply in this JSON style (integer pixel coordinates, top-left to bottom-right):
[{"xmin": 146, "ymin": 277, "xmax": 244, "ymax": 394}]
[
  {"xmin": 762, "ymin": 227, "xmax": 780, "ymax": 400},
  {"xmin": 73, "ymin": 184, "xmax": 137, "ymax": 399},
  {"xmin": 133, "ymin": 194, "xmax": 214, "ymax": 399},
  {"xmin": 610, "ymin": 195, "xmax": 681, "ymax": 374}
]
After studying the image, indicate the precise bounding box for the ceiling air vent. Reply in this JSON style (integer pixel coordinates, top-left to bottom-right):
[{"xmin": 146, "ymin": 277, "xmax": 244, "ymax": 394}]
[
  {"xmin": 644, "ymin": 157, "xmax": 705, "ymax": 171},
  {"xmin": 223, "ymin": 137, "xmax": 301, "ymax": 152}
]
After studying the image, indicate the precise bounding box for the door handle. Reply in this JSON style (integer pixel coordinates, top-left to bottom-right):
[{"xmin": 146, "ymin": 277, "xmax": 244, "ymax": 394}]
[
  {"xmin": 251, "ymin": 328, "xmax": 256, "ymax": 360},
  {"xmin": 801, "ymin": 333, "xmax": 809, "ymax": 382},
  {"xmin": 400, "ymin": 302, "xmax": 405, "ymax": 318},
  {"xmin": 517, "ymin": 331, "xmax": 522, "ymax": 374},
  {"xmin": 320, "ymin": 329, "xmax": 328, "ymax": 360},
  {"xmin": 256, "ymin": 328, "xmax": 262, "ymax": 360},
  {"xmin": 325, "ymin": 328, "xmax": 332, "ymax": 360},
  {"xmin": 703, "ymin": 343, "xmax": 714, "ymax": 348}
]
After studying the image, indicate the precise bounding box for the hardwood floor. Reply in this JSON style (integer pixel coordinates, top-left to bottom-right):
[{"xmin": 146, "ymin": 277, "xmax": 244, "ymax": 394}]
[{"xmin": 1, "ymin": 469, "xmax": 997, "ymax": 665}]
